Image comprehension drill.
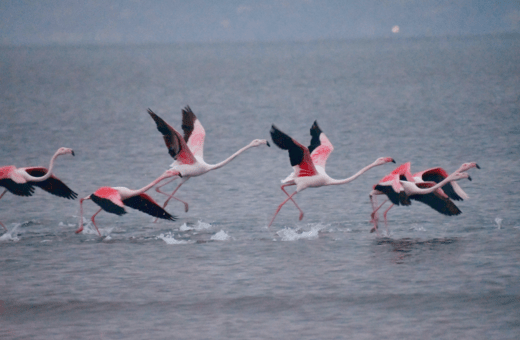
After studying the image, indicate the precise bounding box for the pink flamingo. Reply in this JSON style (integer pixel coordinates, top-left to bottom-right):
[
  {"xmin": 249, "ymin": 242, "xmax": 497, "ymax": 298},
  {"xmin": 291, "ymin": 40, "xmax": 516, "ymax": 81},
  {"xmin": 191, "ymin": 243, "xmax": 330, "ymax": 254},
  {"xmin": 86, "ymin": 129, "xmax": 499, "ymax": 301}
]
[
  {"xmin": 268, "ymin": 123, "xmax": 395, "ymax": 229},
  {"xmin": 147, "ymin": 106, "xmax": 270, "ymax": 214},
  {"xmin": 370, "ymin": 162, "xmax": 478, "ymax": 235},
  {"xmin": 0, "ymin": 147, "xmax": 76, "ymax": 231},
  {"xmin": 76, "ymin": 169, "xmax": 180, "ymax": 237}
]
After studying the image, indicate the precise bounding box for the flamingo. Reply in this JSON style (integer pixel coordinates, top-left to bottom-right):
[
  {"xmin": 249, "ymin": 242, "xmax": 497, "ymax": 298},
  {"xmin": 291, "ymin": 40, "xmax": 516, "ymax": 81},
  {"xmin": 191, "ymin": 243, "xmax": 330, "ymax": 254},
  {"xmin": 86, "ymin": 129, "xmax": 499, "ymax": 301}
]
[
  {"xmin": 0, "ymin": 147, "xmax": 76, "ymax": 231},
  {"xmin": 268, "ymin": 123, "xmax": 395, "ymax": 229},
  {"xmin": 369, "ymin": 163, "xmax": 478, "ymax": 235},
  {"xmin": 147, "ymin": 106, "xmax": 270, "ymax": 214},
  {"xmin": 75, "ymin": 169, "xmax": 180, "ymax": 237}
]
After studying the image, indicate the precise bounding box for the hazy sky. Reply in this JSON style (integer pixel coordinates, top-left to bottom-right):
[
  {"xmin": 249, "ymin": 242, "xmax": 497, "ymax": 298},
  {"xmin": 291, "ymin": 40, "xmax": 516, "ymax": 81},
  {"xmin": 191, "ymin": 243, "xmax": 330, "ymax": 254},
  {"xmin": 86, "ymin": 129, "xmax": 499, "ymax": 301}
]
[{"xmin": 1, "ymin": 1, "xmax": 519, "ymax": 45}]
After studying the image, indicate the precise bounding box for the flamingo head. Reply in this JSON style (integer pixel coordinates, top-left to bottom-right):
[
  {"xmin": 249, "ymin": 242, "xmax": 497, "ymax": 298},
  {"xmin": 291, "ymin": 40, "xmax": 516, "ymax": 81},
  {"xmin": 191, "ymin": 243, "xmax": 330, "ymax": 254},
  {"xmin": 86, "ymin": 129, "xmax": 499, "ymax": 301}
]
[
  {"xmin": 457, "ymin": 162, "xmax": 480, "ymax": 172},
  {"xmin": 450, "ymin": 171, "xmax": 472, "ymax": 182},
  {"xmin": 56, "ymin": 147, "xmax": 75, "ymax": 157},
  {"xmin": 374, "ymin": 157, "xmax": 396, "ymax": 166},
  {"xmin": 250, "ymin": 139, "xmax": 270, "ymax": 147},
  {"xmin": 163, "ymin": 169, "xmax": 182, "ymax": 179}
]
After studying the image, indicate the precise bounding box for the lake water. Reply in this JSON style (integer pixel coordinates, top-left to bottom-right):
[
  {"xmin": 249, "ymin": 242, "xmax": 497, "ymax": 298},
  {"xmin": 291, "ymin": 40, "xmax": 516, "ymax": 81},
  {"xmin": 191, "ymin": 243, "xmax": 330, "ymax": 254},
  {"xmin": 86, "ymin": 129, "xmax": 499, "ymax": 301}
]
[{"xmin": 1, "ymin": 34, "xmax": 519, "ymax": 339}]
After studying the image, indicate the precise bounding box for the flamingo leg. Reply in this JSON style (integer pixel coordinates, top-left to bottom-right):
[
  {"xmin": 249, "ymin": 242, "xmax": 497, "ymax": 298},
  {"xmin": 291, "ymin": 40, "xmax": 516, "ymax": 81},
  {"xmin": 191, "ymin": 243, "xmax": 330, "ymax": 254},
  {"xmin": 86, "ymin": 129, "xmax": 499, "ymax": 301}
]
[
  {"xmin": 280, "ymin": 183, "xmax": 304, "ymax": 221},
  {"xmin": 90, "ymin": 208, "xmax": 103, "ymax": 237},
  {"xmin": 370, "ymin": 195, "xmax": 387, "ymax": 235},
  {"xmin": 0, "ymin": 189, "xmax": 7, "ymax": 231},
  {"xmin": 382, "ymin": 204, "xmax": 394, "ymax": 236},
  {"xmin": 76, "ymin": 197, "xmax": 89, "ymax": 234},
  {"xmin": 268, "ymin": 191, "xmax": 299, "ymax": 230},
  {"xmin": 157, "ymin": 178, "xmax": 189, "ymax": 212}
]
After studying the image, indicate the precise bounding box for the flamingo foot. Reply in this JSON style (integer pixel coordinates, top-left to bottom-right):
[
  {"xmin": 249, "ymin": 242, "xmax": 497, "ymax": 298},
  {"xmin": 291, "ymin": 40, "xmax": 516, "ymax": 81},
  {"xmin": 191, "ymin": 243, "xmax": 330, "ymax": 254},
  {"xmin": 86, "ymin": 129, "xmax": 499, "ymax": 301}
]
[
  {"xmin": 184, "ymin": 203, "xmax": 189, "ymax": 213},
  {"xmin": 0, "ymin": 221, "xmax": 7, "ymax": 232},
  {"xmin": 299, "ymin": 212, "xmax": 304, "ymax": 221},
  {"xmin": 75, "ymin": 227, "xmax": 83, "ymax": 234}
]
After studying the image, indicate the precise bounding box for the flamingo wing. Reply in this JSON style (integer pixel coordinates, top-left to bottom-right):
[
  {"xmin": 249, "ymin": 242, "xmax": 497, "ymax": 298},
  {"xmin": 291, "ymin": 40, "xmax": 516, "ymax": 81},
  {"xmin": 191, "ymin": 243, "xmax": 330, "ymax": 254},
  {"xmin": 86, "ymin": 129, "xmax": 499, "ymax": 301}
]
[
  {"xmin": 308, "ymin": 121, "xmax": 334, "ymax": 169},
  {"xmin": 91, "ymin": 188, "xmax": 127, "ymax": 216},
  {"xmin": 419, "ymin": 167, "xmax": 465, "ymax": 201},
  {"xmin": 270, "ymin": 125, "xmax": 318, "ymax": 177},
  {"xmin": 182, "ymin": 106, "xmax": 206, "ymax": 159},
  {"xmin": 0, "ymin": 178, "xmax": 34, "ymax": 196},
  {"xmin": 374, "ymin": 184, "xmax": 411, "ymax": 206},
  {"xmin": 24, "ymin": 167, "xmax": 78, "ymax": 199},
  {"xmin": 123, "ymin": 193, "xmax": 177, "ymax": 221},
  {"xmin": 147, "ymin": 109, "xmax": 196, "ymax": 165},
  {"xmin": 409, "ymin": 183, "xmax": 462, "ymax": 216}
]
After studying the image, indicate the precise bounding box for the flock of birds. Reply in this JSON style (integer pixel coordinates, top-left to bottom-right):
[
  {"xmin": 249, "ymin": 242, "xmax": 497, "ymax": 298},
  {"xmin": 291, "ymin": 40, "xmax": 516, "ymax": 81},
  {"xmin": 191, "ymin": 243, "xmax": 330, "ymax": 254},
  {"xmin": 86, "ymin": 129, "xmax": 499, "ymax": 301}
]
[{"xmin": 0, "ymin": 106, "xmax": 478, "ymax": 237}]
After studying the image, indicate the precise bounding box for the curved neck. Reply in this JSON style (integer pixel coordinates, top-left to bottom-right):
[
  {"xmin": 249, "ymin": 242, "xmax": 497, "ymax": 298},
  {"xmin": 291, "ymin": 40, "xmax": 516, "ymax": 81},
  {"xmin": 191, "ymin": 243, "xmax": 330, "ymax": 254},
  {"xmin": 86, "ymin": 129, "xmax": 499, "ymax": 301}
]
[
  {"xmin": 209, "ymin": 143, "xmax": 254, "ymax": 171},
  {"xmin": 24, "ymin": 150, "xmax": 62, "ymax": 182},
  {"xmin": 328, "ymin": 162, "xmax": 379, "ymax": 186}
]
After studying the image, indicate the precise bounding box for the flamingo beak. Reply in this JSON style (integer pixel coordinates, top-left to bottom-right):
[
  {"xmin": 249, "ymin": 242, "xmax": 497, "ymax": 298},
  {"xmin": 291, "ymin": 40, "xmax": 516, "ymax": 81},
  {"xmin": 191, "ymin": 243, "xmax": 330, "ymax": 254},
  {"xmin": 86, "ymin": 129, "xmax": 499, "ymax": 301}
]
[
  {"xmin": 266, "ymin": 141, "xmax": 271, "ymax": 147},
  {"xmin": 476, "ymin": 164, "xmax": 480, "ymax": 169},
  {"xmin": 467, "ymin": 175, "xmax": 472, "ymax": 181},
  {"xmin": 391, "ymin": 159, "xmax": 396, "ymax": 163},
  {"xmin": 71, "ymin": 150, "xmax": 75, "ymax": 156}
]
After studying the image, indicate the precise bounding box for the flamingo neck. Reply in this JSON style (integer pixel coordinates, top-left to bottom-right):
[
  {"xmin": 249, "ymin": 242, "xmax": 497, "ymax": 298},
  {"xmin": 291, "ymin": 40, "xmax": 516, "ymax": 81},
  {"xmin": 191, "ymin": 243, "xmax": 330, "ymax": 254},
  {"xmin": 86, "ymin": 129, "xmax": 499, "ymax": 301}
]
[
  {"xmin": 209, "ymin": 143, "xmax": 254, "ymax": 171},
  {"xmin": 408, "ymin": 172, "xmax": 461, "ymax": 195},
  {"xmin": 327, "ymin": 162, "xmax": 379, "ymax": 186},
  {"xmin": 24, "ymin": 150, "xmax": 63, "ymax": 182},
  {"xmin": 128, "ymin": 173, "xmax": 175, "ymax": 197}
]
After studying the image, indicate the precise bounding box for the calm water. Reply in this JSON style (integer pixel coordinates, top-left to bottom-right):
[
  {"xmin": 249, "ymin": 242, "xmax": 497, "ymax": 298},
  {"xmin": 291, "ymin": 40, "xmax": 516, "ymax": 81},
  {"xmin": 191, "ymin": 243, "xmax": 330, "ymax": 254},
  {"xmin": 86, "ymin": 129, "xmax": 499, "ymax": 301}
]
[{"xmin": 1, "ymin": 35, "xmax": 520, "ymax": 339}]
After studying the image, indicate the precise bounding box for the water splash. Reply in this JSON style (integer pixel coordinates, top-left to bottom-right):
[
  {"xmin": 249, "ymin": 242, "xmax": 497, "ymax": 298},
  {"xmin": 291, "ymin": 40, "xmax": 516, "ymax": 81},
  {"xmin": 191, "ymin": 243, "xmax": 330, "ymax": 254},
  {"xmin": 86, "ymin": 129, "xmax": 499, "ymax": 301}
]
[
  {"xmin": 211, "ymin": 230, "xmax": 231, "ymax": 241},
  {"xmin": 495, "ymin": 218, "xmax": 503, "ymax": 229},
  {"xmin": 0, "ymin": 223, "xmax": 21, "ymax": 242},
  {"xmin": 179, "ymin": 220, "xmax": 212, "ymax": 232},
  {"xmin": 276, "ymin": 223, "xmax": 327, "ymax": 242},
  {"xmin": 157, "ymin": 232, "xmax": 193, "ymax": 244}
]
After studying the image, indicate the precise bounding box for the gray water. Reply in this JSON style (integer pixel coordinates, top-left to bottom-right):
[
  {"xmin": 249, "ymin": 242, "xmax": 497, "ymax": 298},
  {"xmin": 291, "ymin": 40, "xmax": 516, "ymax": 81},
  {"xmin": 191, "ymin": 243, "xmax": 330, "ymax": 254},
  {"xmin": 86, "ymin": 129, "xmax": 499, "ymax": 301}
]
[{"xmin": 1, "ymin": 35, "xmax": 519, "ymax": 339}]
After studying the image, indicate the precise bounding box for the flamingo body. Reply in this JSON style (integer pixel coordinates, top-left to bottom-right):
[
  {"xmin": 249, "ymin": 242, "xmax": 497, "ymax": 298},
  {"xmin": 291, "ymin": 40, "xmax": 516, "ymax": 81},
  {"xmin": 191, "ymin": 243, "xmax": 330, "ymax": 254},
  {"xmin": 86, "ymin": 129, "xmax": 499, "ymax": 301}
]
[
  {"xmin": 269, "ymin": 123, "xmax": 394, "ymax": 228},
  {"xmin": 148, "ymin": 106, "xmax": 269, "ymax": 213},
  {"xmin": 77, "ymin": 169, "xmax": 180, "ymax": 236}
]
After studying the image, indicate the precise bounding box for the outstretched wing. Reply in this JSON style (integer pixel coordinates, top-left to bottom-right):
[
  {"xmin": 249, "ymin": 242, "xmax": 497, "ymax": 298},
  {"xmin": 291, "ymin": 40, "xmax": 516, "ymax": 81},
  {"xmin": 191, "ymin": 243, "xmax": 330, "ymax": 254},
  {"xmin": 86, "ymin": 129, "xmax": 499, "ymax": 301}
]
[
  {"xmin": 147, "ymin": 109, "xmax": 196, "ymax": 165},
  {"xmin": 308, "ymin": 121, "xmax": 334, "ymax": 169},
  {"xmin": 0, "ymin": 178, "xmax": 34, "ymax": 196},
  {"xmin": 270, "ymin": 125, "xmax": 317, "ymax": 177},
  {"xmin": 24, "ymin": 167, "xmax": 77, "ymax": 199},
  {"xmin": 419, "ymin": 167, "xmax": 466, "ymax": 201},
  {"xmin": 409, "ymin": 182, "xmax": 462, "ymax": 216},
  {"xmin": 182, "ymin": 106, "xmax": 206, "ymax": 159},
  {"xmin": 123, "ymin": 193, "xmax": 177, "ymax": 221}
]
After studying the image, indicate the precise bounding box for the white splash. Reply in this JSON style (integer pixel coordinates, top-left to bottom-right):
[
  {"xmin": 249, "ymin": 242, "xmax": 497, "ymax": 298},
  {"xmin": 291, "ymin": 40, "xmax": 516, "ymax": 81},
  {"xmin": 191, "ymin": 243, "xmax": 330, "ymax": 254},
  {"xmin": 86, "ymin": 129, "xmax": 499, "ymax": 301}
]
[
  {"xmin": 0, "ymin": 224, "xmax": 21, "ymax": 242},
  {"xmin": 78, "ymin": 220, "xmax": 113, "ymax": 237},
  {"xmin": 157, "ymin": 232, "xmax": 193, "ymax": 245},
  {"xmin": 211, "ymin": 230, "xmax": 230, "ymax": 241},
  {"xmin": 495, "ymin": 218, "xmax": 503, "ymax": 229},
  {"xmin": 276, "ymin": 224, "xmax": 326, "ymax": 242},
  {"xmin": 179, "ymin": 220, "xmax": 212, "ymax": 231}
]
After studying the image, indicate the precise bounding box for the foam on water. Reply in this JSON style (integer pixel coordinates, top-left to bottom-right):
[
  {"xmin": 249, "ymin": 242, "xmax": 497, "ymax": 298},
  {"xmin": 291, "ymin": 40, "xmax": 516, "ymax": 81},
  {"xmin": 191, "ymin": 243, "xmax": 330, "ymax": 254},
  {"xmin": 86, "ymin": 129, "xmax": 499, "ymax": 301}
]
[
  {"xmin": 276, "ymin": 223, "xmax": 327, "ymax": 241},
  {"xmin": 210, "ymin": 229, "xmax": 231, "ymax": 241}
]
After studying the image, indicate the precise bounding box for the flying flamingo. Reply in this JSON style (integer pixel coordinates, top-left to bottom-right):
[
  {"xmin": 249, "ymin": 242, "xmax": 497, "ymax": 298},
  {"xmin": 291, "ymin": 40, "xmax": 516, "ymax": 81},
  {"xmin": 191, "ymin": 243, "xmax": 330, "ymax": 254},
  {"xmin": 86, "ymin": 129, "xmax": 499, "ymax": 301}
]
[
  {"xmin": 147, "ymin": 106, "xmax": 270, "ymax": 215},
  {"xmin": 0, "ymin": 147, "xmax": 76, "ymax": 231},
  {"xmin": 75, "ymin": 169, "xmax": 180, "ymax": 237},
  {"xmin": 369, "ymin": 162, "xmax": 478, "ymax": 235},
  {"xmin": 268, "ymin": 123, "xmax": 395, "ymax": 229}
]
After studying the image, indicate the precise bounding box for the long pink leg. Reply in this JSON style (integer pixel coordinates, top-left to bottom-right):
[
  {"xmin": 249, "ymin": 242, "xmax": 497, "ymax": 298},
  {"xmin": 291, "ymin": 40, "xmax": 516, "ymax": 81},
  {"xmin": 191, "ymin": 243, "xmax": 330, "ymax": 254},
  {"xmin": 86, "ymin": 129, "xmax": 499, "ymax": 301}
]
[
  {"xmin": 156, "ymin": 177, "xmax": 189, "ymax": 212},
  {"xmin": 268, "ymin": 191, "xmax": 299, "ymax": 230},
  {"xmin": 0, "ymin": 189, "xmax": 7, "ymax": 231},
  {"xmin": 90, "ymin": 208, "xmax": 103, "ymax": 237},
  {"xmin": 76, "ymin": 197, "xmax": 89, "ymax": 234},
  {"xmin": 370, "ymin": 195, "xmax": 386, "ymax": 235},
  {"xmin": 382, "ymin": 204, "xmax": 394, "ymax": 236},
  {"xmin": 280, "ymin": 184, "xmax": 304, "ymax": 221}
]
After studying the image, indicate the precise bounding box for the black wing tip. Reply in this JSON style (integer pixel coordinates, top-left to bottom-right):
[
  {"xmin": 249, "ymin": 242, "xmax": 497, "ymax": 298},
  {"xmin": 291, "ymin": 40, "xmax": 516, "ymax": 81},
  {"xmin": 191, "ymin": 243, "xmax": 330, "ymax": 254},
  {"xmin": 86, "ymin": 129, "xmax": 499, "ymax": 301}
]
[{"xmin": 182, "ymin": 105, "xmax": 193, "ymax": 114}]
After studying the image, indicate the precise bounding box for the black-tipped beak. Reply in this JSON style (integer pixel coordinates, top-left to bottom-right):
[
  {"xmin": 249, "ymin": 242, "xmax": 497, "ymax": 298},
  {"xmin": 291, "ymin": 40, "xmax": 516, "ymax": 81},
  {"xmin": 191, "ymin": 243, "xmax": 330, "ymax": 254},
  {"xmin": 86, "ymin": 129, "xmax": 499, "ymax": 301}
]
[
  {"xmin": 391, "ymin": 159, "xmax": 396, "ymax": 163},
  {"xmin": 476, "ymin": 164, "xmax": 480, "ymax": 169},
  {"xmin": 266, "ymin": 141, "xmax": 271, "ymax": 147},
  {"xmin": 71, "ymin": 150, "xmax": 75, "ymax": 156},
  {"xmin": 468, "ymin": 175, "xmax": 472, "ymax": 181}
]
